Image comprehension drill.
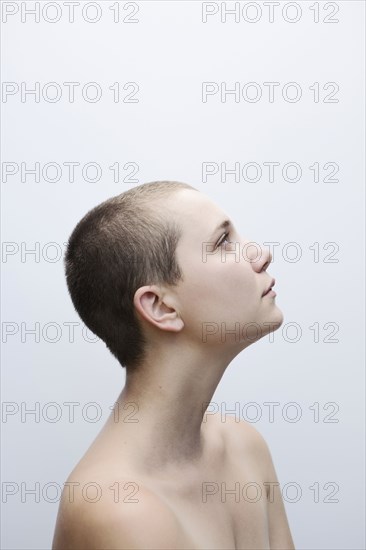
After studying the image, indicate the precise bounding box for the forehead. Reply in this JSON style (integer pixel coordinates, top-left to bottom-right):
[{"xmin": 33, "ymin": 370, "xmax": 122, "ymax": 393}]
[{"xmin": 158, "ymin": 189, "xmax": 229, "ymax": 240}]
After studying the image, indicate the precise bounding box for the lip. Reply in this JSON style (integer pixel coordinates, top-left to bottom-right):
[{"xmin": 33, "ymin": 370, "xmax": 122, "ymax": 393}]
[
  {"xmin": 262, "ymin": 278, "xmax": 276, "ymax": 297},
  {"xmin": 262, "ymin": 289, "xmax": 276, "ymax": 297}
]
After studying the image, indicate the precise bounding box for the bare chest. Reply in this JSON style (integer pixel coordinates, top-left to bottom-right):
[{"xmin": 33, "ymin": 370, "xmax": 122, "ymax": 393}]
[{"xmin": 146, "ymin": 456, "xmax": 270, "ymax": 549}]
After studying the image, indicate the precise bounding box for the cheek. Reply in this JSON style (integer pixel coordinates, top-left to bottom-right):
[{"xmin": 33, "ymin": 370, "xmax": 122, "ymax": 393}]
[
  {"xmin": 180, "ymin": 260, "xmax": 258, "ymax": 329},
  {"xmin": 218, "ymin": 264, "xmax": 259, "ymax": 319}
]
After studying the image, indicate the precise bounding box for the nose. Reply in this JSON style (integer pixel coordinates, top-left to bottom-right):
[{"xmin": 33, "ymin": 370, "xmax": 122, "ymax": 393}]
[{"xmin": 247, "ymin": 241, "xmax": 272, "ymax": 273}]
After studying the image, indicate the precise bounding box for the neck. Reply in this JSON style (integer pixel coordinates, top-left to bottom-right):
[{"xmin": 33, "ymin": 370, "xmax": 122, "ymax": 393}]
[{"xmin": 109, "ymin": 344, "xmax": 237, "ymax": 472}]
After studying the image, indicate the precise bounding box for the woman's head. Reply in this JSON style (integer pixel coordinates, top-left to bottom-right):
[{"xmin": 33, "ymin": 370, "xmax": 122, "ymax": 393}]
[{"xmin": 65, "ymin": 181, "xmax": 283, "ymax": 374}]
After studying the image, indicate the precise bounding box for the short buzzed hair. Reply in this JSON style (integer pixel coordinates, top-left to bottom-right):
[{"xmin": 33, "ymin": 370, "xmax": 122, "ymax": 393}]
[{"xmin": 64, "ymin": 181, "xmax": 198, "ymax": 373}]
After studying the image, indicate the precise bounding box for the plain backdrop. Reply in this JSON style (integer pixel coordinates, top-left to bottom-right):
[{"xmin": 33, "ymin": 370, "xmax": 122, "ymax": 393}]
[{"xmin": 1, "ymin": 1, "xmax": 365, "ymax": 549}]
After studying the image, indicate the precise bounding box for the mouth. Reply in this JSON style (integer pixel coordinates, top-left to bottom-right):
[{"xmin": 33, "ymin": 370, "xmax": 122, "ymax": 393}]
[{"xmin": 262, "ymin": 278, "xmax": 276, "ymax": 297}]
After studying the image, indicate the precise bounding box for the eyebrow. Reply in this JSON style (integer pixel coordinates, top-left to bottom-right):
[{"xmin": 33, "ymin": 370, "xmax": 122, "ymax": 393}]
[{"xmin": 208, "ymin": 219, "xmax": 232, "ymax": 242}]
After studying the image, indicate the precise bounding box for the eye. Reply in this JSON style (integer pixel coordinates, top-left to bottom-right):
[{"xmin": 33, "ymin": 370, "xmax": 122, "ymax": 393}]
[{"xmin": 216, "ymin": 232, "xmax": 232, "ymax": 249}]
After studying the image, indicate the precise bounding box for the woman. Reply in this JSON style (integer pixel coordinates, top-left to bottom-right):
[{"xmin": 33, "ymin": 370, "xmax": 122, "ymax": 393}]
[{"xmin": 52, "ymin": 180, "xmax": 295, "ymax": 549}]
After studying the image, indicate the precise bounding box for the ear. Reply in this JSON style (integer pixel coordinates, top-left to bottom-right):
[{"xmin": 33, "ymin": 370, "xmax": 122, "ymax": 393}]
[{"xmin": 133, "ymin": 285, "xmax": 184, "ymax": 333}]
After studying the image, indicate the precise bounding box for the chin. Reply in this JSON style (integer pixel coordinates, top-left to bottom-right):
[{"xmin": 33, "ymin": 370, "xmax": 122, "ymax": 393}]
[{"xmin": 265, "ymin": 307, "xmax": 284, "ymax": 332}]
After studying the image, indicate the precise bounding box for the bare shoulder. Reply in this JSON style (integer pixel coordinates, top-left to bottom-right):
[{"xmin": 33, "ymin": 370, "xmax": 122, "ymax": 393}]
[
  {"xmin": 211, "ymin": 413, "xmax": 271, "ymax": 456},
  {"xmin": 52, "ymin": 470, "xmax": 181, "ymax": 550},
  {"xmin": 215, "ymin": 415, "xmax": 295, "ymax": 548},
  {"xmin": 217, "ymin": 415, "xmax": 278, "ymax": 491}
]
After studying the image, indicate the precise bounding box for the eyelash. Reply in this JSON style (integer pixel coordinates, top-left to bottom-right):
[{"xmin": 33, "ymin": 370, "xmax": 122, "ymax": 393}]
[{"xmin": 216, "ymin": 232, "xmax": 231, "ymax": 248}]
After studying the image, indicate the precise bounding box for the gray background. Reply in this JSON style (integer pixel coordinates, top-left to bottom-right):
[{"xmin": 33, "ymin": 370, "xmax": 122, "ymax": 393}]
[{"xmin": 1, "ymin": 1, "xmax": 365, "ymax": 549}]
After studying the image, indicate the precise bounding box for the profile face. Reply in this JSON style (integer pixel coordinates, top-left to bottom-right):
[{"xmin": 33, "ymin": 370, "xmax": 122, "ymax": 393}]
[{"xmin": 159, "ymin": 188, "xmax": 284, "ymax": 350}]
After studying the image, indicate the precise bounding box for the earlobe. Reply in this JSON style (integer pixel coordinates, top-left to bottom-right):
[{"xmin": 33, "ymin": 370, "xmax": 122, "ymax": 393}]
[{"xmin": 133, "ymin": 286, "xmax": 184, "ymax": 333}]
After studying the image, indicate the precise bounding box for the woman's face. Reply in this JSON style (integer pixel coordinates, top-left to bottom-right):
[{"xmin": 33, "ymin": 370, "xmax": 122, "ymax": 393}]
[{"xmin": 160, "ymin": 188, "xmax": 284, "ymax": 349}]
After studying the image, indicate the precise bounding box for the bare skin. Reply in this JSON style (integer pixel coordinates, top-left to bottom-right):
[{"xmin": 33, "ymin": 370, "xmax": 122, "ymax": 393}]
[
  {"xmin": 52, "ymin": 407, "xmax": 294, "ymax": 549},
  {"xmin": 53, "ymin": 188, "xmax": 295, "ymax": 549}
]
